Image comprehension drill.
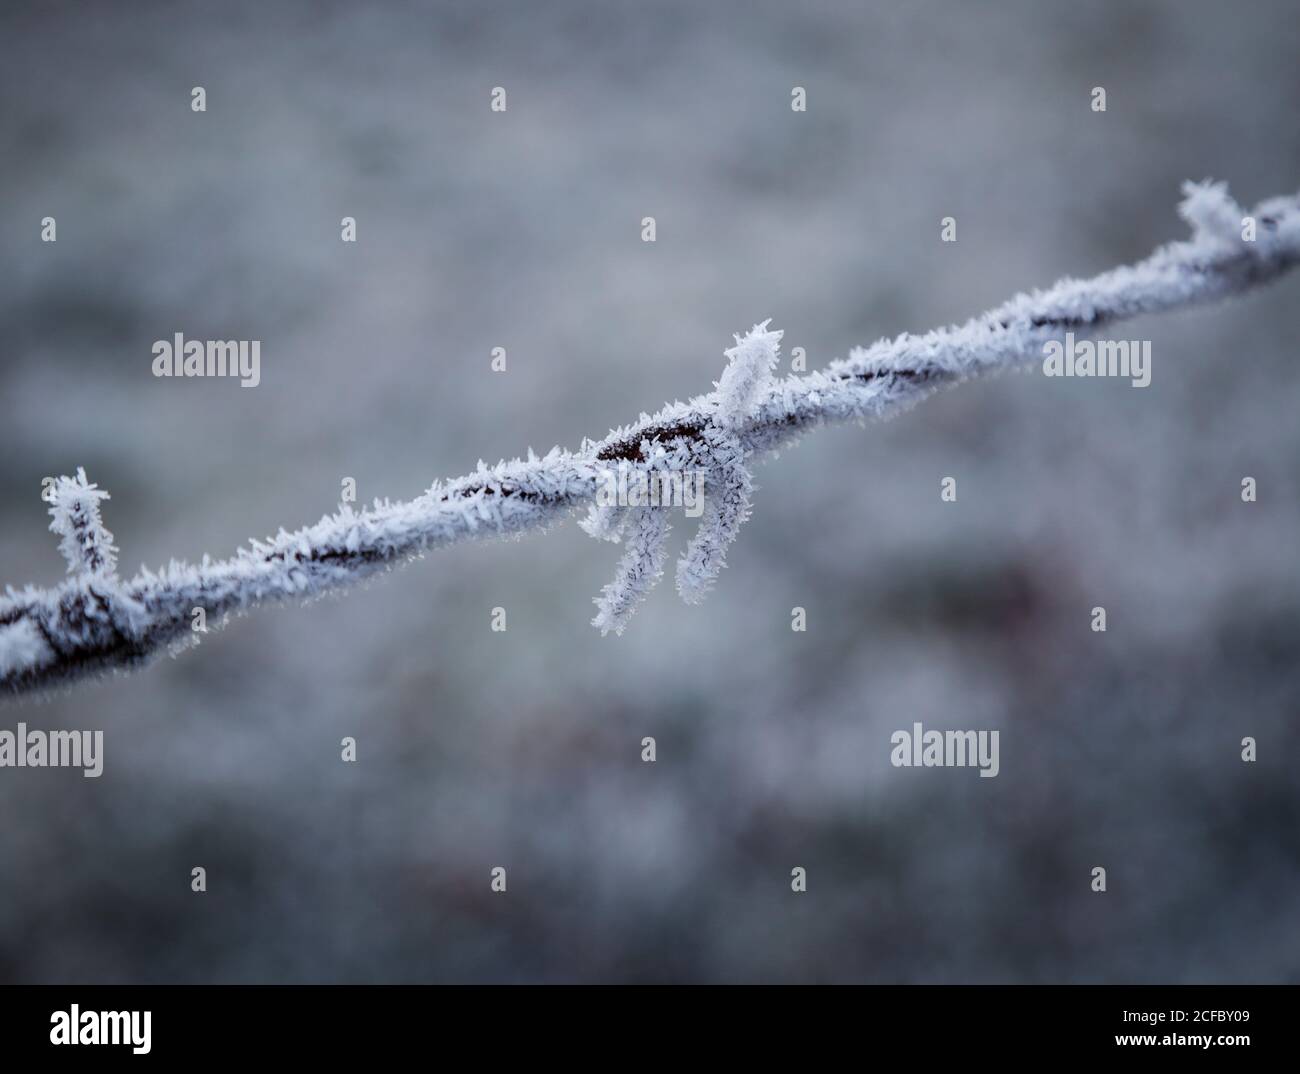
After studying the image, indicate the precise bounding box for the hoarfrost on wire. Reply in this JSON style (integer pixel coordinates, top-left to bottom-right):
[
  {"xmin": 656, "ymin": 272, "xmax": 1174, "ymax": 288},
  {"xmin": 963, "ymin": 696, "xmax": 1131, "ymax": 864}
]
[{"xmin": 2, "ymin": 181, "xmax": 1298, "ymax": 695}]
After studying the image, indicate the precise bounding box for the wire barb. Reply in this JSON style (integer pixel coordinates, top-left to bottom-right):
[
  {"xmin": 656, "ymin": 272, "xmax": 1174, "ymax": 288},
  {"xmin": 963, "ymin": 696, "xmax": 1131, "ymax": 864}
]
[{"xmin": 47, "ymin": 467, "xmax": 118, "ymax": 578}]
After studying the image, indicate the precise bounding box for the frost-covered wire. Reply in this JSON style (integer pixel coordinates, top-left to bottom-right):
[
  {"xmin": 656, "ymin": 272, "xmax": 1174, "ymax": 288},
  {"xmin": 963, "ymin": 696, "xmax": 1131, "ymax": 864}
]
[{"xmin": 2, "ymin": 181, "xmax": 1298, "ymax": 695}]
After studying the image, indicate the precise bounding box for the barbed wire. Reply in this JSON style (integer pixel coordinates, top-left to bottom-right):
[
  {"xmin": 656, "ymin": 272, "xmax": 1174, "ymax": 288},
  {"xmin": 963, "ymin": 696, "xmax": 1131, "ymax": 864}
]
[{"xmin": 3, "ymin": 181, "xmax": 1297, "ymax": 696}]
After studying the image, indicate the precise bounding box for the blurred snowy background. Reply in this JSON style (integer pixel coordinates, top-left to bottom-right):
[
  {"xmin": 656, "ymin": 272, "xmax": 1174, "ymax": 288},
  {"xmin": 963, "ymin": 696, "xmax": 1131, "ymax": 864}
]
[{"xmin": 0, "ymin": 0, "xmax": 1297, "ymax": 982}]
